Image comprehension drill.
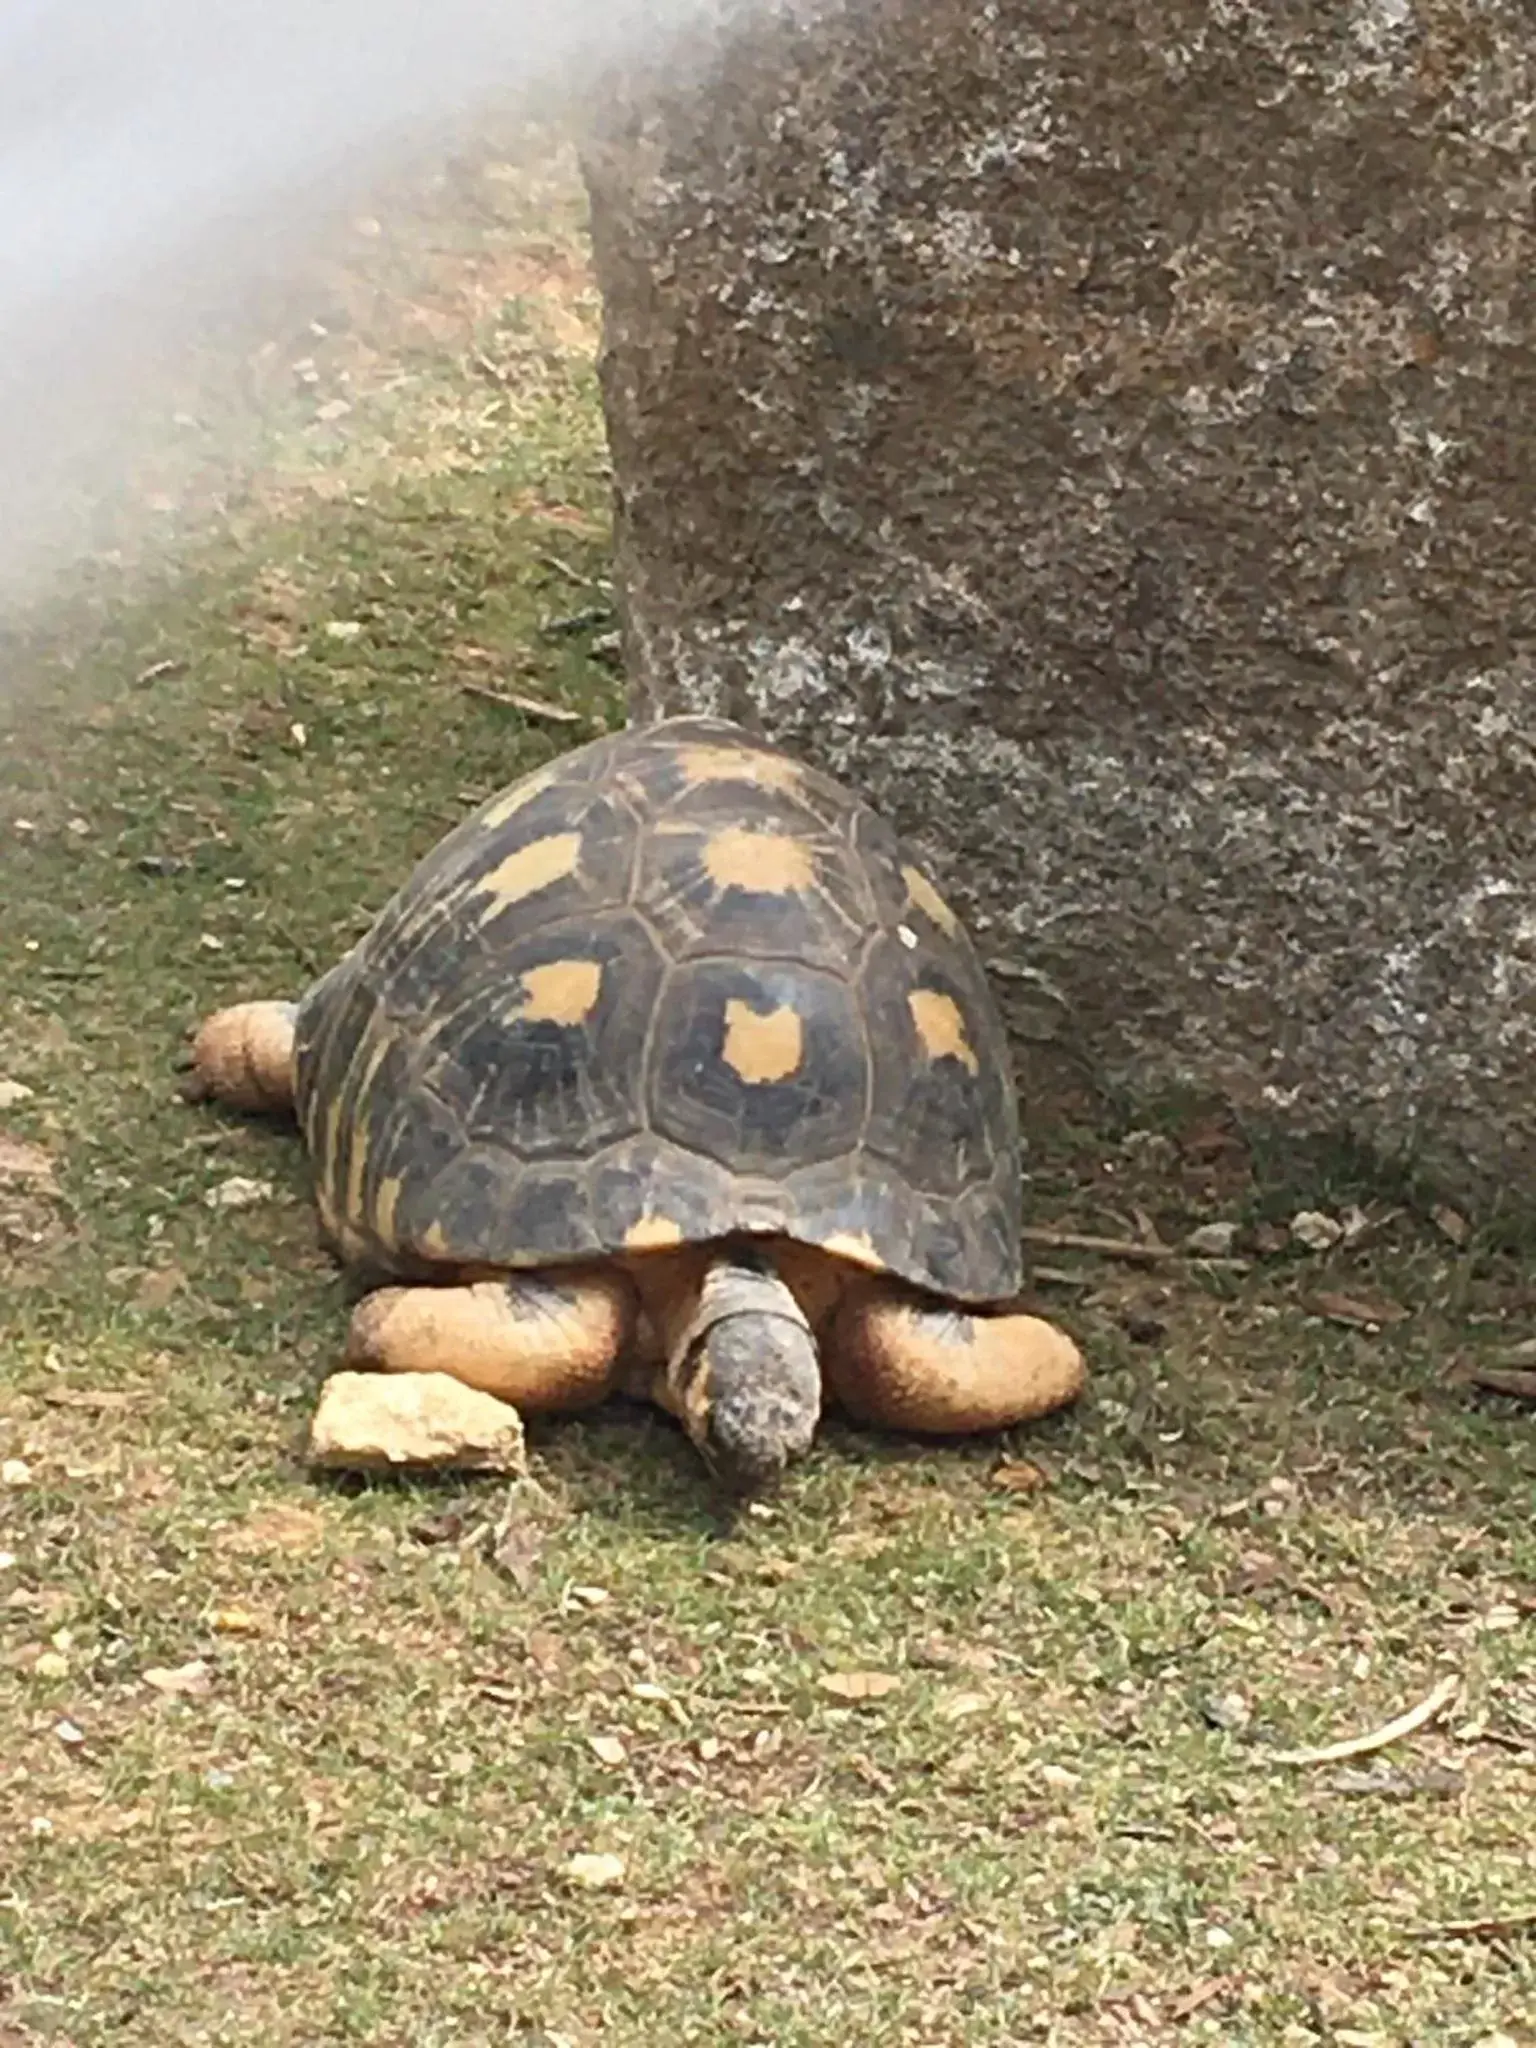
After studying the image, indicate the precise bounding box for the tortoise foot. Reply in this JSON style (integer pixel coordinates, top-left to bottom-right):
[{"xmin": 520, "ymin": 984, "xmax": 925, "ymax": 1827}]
[
  {"xmin": 343, "ymin": 1266, "xmax": 637, "ymax": 1413},
  {"xmin": 187, "ymin": 1000, "xmax": 298, "ymax": 1115},
  {"xmin": 827, "ymin": 1281, "xmax": 1085, "ymax": 1435}
]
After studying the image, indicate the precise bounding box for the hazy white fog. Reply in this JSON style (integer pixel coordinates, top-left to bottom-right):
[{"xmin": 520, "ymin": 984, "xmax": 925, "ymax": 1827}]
[{"xmin": 0, "ymin": 0, "xmax": 714, "ymax": 605}]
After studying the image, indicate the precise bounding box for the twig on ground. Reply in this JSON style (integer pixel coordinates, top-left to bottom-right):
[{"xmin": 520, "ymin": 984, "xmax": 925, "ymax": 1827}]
[
  {"xmin": 1455, "ymin": 1363, "xmax": 1536, "ymax": 1400},
  {"xmin": 1268, "ymin": 1673, "xmax": 1461, "ymax": 1767},
  {"xmin": 1021, "ymin": 1225, "xmax": 1249, "ymax": 1271},
  {"xmin": 536, "ymin": 552, "xmax": 607, "ymax": 592},
  {"xmin": 460, "ymin": 682, "xmax": 583, "ymax": 724},
  {"xmin": 1028, "ymin": 1264, "xmax": 1100, "ymax": 1290},
  {"xmin": 1403, "ymin": 1908, "xmax": 1536, "ymax": 1942}
]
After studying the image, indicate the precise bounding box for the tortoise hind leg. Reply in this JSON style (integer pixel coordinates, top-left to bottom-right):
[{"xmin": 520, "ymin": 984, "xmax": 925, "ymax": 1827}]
[
  {"xmin": 186, "ymin": 1000, "xmax": 299, "ymax": 1115},
  {"xmin": 825, "ymin": 1278, "xmax": 1085, "ymax": 1436},
  {"xmin": 344, "ymin": 1266, "xmax": 637, "ymax": 1412}
]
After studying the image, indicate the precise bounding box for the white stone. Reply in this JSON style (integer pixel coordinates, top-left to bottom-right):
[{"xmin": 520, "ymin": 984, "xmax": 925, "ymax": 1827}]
[{"xmin": 307, "ymin": 1371, "xmax": 526, "ymax": 1474}]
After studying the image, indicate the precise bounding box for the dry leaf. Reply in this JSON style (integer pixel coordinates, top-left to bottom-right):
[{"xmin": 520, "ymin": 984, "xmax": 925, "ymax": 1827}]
[
  {"xmin": 937, "ymin": 1691, "xmax": 991, "ymax": 1722},
  {"xmin": 524, "ymin": 1630, "xmax": 564, "ymax": 1673},
  {"xmin": 0, "ymin": 1135, "xmax": 55, "ymax": 1186},
  {"xmin": 588, "ymin": 1734, "xmax": 627, "ymax": 1767},
  {"xmin": 1305, "ymin": 1291, "xmax": 1410, "ymax": 1329},
  {"xmin": 1184, "ymin": 1221, "xmax": 1239, "ymax": 1256},
  {"xmin": 565, "ymin": 1851, "xmax": 626, "ymax": 1890},
  {"xmin": 1039, "ymin": 1762, "xmax": 1082, "ymax": 1789},
  {"xmin": 1432, "ymin": 1204, "xmax": 1469, "ymax": 1245},
  {"xmin": 819, "ymin": 1671, "xmax": 901, "ymax": 1702},
  {"xmin": 135, "ymin": 1265, "xmax": 186, "ymax": 1309},
  {"xmin": 142, "ymin": 1659, "xmax": 211, "ymax": 1696},
  {"xmin": 410, "ymin": 1506, "xmax": 471, "ymax": 1547},
  {"xmin": 991, "ymin": 1458, "xmax": 1049, "ymax": 1494},
  {"xmin": 210, "ymin": 1607, "xmax": 264, "ymax": 1636},
  {"xmin": 219, "ymin": 1504, "xmax": 327, "ymax": 1554}
]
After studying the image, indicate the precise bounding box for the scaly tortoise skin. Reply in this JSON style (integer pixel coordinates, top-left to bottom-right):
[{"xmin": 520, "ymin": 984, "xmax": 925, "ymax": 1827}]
[{"xmin": 188, "ymin": 715, "xmax": 1084, "ymax": 1491}]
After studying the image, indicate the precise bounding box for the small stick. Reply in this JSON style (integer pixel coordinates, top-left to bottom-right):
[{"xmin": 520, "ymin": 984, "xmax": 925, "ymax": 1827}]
[
  {"xmin": 1267, "ymin": 1673, "xmax": 1461, "ymax": 1767},
  {"xmin": 1029, "ymin": 1264, "xmax": 1100, "ymax": 1290},
  {"xmin": 1404, "ymin": 1908, "xmax": 1536, "ymax": 1942},
  {"xmin": 1457, "ymin": 1364, "xmax": 1536, "ymax": 1400},
  {"xmin": 1021, "ymin": 1225, "xmax": 1249, "ymax": 1271},
  {"xmin": 536, "ymin": 552, "xmax": 606, "ymax": 592},
  {"xmin": 460, "ymin": 682, "xmax": 583, "ymax": 724}
]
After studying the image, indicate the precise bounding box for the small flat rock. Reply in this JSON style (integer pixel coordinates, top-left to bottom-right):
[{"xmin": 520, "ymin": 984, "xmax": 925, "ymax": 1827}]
[{"xmin": 308, "ymin": 1371, "xmax": 527, "ymax": 1474}]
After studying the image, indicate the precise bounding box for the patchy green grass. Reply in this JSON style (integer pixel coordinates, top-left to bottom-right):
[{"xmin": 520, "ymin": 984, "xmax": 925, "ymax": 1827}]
[{"xmin": 2, "ymin": 132, "xmax": 1535, "ymax": 2048}]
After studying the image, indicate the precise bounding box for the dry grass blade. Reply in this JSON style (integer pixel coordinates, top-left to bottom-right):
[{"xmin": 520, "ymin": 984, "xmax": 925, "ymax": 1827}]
[{"xmin": 1267, "ymin": 1673, "xmax": 1461, "ymax": 1767}]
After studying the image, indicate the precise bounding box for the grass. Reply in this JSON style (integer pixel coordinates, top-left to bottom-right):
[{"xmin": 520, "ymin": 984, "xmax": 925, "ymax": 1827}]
[{"xmin": 2, "ymin": 126, "xmax": 1535, "ymax": 2048}]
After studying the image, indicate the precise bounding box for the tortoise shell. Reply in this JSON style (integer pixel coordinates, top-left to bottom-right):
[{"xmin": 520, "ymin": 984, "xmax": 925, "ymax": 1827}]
[{"xmin": 293, "ymin": 715, "xmax": 1022, "ymax": 1302}]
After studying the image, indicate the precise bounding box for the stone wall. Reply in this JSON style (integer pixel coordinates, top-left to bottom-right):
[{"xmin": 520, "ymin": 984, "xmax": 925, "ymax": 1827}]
[{"xmin": 581, "ymin": 0, "xmax": 1536, "ymax": 1200}]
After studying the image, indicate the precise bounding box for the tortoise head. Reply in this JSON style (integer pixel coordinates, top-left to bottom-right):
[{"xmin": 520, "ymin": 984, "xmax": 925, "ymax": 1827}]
[{"xmin": 672, "ymin": 1249, "xmax": 822, "ymax": 1494}]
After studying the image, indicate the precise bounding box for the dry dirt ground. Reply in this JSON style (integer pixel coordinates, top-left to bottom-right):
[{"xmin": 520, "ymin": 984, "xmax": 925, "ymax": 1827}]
[{"xmin": 1, "ymin": 122, "xmax": 1533, "ymax": 2048}]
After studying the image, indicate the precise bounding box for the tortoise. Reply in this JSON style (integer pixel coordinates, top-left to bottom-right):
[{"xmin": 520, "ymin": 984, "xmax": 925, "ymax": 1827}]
[{"xmin": 187, "ymin": 714, "xmax": 1084, "ymax": 1493}]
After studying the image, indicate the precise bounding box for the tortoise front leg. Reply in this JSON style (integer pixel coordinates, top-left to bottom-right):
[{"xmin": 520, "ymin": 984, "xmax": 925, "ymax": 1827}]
[
  {"xmin": 187, "ymin": 999, "xmax": 299, "ymax": 1115},
  {"xmin": 343, "ymin": 1266, "xmax": 637, "ymax": 1412},
  {"xmin": 825, "ymin": 1279, "xmax": 1085, "ymax": 1436}
]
